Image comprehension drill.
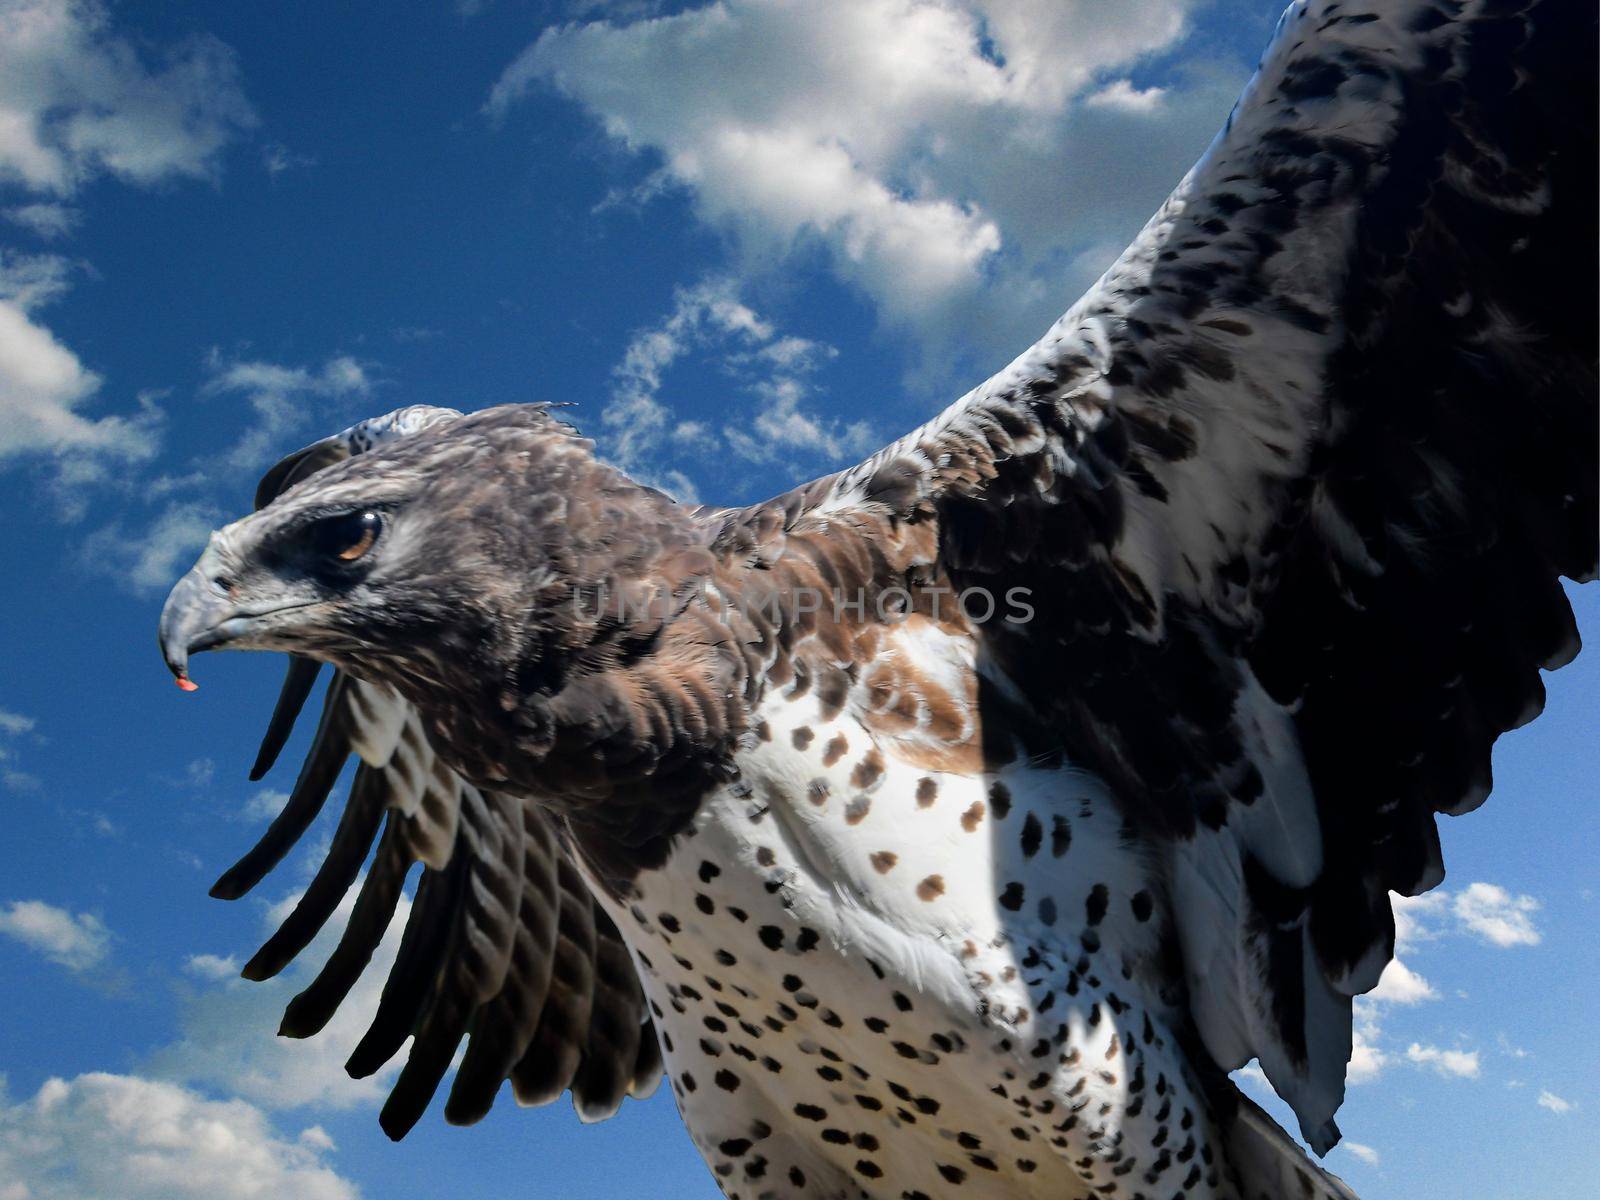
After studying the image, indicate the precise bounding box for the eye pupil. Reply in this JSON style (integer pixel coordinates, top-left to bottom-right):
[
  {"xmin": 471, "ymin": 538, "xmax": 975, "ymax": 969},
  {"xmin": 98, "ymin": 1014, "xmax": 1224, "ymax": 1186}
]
[{"xmin": 313, "ymin": 511, "xmax": 381, "ymax": 563}]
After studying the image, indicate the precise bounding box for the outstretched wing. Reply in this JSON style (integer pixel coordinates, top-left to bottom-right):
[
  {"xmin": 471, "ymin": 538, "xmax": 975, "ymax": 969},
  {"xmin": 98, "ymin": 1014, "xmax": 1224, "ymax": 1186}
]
[
  {"xmin": 804, "ymin": 0, "xmax": 1595, "ymax": 1147},
  {"xmin": 217, "ymin": 409, "xmax": 661, "ymax": 1139}
]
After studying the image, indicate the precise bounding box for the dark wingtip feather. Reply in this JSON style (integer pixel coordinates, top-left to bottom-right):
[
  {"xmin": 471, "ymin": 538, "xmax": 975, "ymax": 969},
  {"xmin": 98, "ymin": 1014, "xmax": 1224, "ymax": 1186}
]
[
  {"xmin": 212, "ymin": 675, "xmax": 352, "ymax": 900},
  {"xmin": 628, "ymin": 1021, "xmax": 665, "ymax": 1100},
  {"xmin": 379, "ymin": 995, "xmax": 474, "ymax": 1140},
  {"xmin": 377, "ymin": 1104, "xmax": 414, "ymax": 1143},
  {"xmin": 346, "ymin": 854, "xmax": 468, "ymax": 1080},
  {"xmin": 240, "ymin": 762, "xmax": 389, "ymax": 981},
  {"xmin": 442, "ymin": 809, "xmax": 565, "ymax": 1127},
  {"xmin": 249, "ymin": 656, "xmax": 322, "ymax": 781},
  {"xmin": 509, "ymin": 856, "xmax": 598, "ymax": 1108},
  {"xmin": 279, "ymin": 817, "xmax": 412, "ymax": 1040},
  {"xmin": 569, "ymin": 911, "xmax": 646, "ymax": 1122}
]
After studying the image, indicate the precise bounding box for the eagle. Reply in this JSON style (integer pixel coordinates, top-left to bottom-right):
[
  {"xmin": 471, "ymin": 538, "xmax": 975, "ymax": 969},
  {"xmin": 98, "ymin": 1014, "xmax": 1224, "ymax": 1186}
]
[{"xmin": 158, "ymin": 3, "xmax": 1594, "ymax": 1198}]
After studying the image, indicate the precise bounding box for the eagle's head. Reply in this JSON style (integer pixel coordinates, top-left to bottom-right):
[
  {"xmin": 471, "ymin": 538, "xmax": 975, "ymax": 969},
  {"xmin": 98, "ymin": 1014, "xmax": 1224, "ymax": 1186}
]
[{"xmin": 157, "ymin": 406, "xmax": 710, "ymax": 787}]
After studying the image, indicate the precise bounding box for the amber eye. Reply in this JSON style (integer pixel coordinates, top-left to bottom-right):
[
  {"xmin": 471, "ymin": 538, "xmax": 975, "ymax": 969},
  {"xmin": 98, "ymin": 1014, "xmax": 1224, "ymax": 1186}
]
[{"xmin": 310, "ymin": 511, "xmax": 382, "ymax": 563}]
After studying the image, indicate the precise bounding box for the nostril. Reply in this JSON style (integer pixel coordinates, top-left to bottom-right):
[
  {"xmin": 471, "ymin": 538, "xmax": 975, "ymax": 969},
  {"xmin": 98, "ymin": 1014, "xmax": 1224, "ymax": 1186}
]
[{"xmin": 211, "ymin": 575, "xmax": 235, "ymax": 595}]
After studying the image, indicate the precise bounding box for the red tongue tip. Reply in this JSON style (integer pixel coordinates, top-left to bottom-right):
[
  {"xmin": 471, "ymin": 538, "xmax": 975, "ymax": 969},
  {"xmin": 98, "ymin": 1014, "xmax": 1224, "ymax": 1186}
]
[{"xmin": 175, "ymin": 676, "xmax": 199, "ymax": 693}]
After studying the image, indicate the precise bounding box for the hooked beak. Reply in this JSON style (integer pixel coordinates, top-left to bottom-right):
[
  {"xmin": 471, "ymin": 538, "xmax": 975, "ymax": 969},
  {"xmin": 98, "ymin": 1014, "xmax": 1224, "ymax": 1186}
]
[
  {"xmin": 158, "ymin": 542, "xmax": 315, "ymax": 691},
  {"xmin": 158, "ymin": 563, "xmax": 227, "ymax": 689}
]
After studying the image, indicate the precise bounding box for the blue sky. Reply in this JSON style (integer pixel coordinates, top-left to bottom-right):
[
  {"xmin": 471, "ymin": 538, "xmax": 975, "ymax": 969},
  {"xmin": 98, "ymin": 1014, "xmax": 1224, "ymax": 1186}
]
[{"xmin": 0, "ymin": 2, "xmax": 1592, "ymax": 1197}]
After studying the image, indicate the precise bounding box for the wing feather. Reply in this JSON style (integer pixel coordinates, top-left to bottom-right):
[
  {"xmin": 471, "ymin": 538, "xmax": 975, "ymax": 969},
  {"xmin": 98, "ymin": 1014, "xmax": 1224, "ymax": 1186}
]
[
  {"xmin": 211, "ymin": 673, "xmax": 353, "ymax": 901},
  {"xmin": 570, "ymin": 907, "xmax": 648, "ymax": 1122},
  {"xmin": 510, "ymin": 853, "xmax": 599, "ymax": 1108},
  {"xmin": 248, "ymin": 656, "xmax": 321, "ymax": 781},
  {"xmin": 346, "ymin": 838, "xmax": 470, "ymax": 1081},
  {"xmin": 376, "ymin": 784, "xmax": 521, "ymax": 1140},
  {"xmin": 279, "ymin": 813, "xmax": 412, "ymax": 1039},
  {"xmin": 241, "ymin": 759, "xmax": 389, "ymax": 981}
]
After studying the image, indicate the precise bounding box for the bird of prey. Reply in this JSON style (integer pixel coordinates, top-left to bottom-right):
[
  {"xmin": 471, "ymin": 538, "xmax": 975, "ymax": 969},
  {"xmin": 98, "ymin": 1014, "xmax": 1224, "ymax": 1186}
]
[{"xmin": 159, "ymin": 2, "xmax": 1594, "ymax": 1197}]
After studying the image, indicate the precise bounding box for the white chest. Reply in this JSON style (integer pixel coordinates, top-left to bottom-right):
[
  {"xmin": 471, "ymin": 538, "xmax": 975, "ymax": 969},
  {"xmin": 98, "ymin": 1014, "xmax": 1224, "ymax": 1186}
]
[{"xmin": 587, "ymin": 687, "xmax": 1188, "ymax": 1199}]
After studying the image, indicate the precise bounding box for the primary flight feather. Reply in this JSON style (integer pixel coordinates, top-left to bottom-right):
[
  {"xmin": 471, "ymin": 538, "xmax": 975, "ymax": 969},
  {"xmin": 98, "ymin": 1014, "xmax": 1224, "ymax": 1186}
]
[{"xmin": 159, "ymin": 2, "xmax": 1596, "ymax": 1197}]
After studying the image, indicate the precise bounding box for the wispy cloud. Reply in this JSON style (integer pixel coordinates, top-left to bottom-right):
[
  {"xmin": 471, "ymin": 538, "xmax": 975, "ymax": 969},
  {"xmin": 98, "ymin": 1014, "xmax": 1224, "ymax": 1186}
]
[
  {"xmin": 1536, "ymin": 1089, "xmax": 1573, "ymax": 1115},
  {"xmin": 1452, "ymin": 882, "xmax": 1542, "ymax": 948},
  {"xmin": 201, "ymin": 352, "xmax": 373, "ymax": 472},
  {"xmin": 238, "ymin": 788, "xmax": 291, "ymax": 823},
  {"xmin": 601, "ymin": 276, "xmax": 866, "ymax": 499},
  {"xmin": 3, "ymin": 201, "xmax": 80, "ymax": 238},
  {"xmin": 182, "ymin": 758, "xmax": 216, "ymax": 789},
  {"xmin": 0, "ymin": 898, "xmax": 110, "ymax": 972},
  {"xmin": 0, "ymin": 705, "xmax": 41, "ymax": 791},
  {"xmin": 78, "ymin": 500, "xmax": 220, "ymax": 595},
  {"xmin": 0, "ymin": 708, "xmax": 35, "ymax": 737},
  {"xmin": 260, "ymin": 142, "xmax": 315, "ymax": 178},
  {"xmin": 1340, "ymin": 1141, "xmax": 1380, "ymax": 1167}
]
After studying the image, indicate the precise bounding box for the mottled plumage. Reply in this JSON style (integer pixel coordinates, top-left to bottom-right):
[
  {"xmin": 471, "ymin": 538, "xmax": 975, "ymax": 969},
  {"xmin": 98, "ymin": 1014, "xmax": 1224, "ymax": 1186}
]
[{"xmin": 159, "ymin": 2, "xmax": 1595, "ymax": 1197}]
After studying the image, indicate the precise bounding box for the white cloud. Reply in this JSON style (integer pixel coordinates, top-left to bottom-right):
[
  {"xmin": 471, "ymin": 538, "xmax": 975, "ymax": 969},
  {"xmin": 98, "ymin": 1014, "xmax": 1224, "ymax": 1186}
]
[
  {"xmin": 0, "ymin": 706, "xmax": 40, "ymax": 791},
  {"xmin": 0, "ymin": 708, "xmax": 34, "ymax": 737},
  {"xmin": 723, "ymin": 376, "xmax": 874, "ymax": 467},
  {"xmin": 1366, "ymin": 958, "xmax": 1436, "ymax": 1006},
  {"xmin": 1495, "ymin": 1033, "xmax": 1529, "ymax": 1060},
  {"xmin": 0, "ymin": 1073, "xmax": 357, "ymax": 1200},
  {"xmin": 491, "ymin": 0, "xmax": 1242, "ymax": 377},
  {"xmin": 1405, "ymin": 1043, "xmax": 1481, "ymax": 1080},
  {"xmin": 79, "ymin": 500, "xmax": 220, "ymax": 594},
  {"xmin": 183, "ymin": 952, "xmax": 240, "ymax": 981},
  {"xmin": 1084, "ymin": 79, "xmax": 1167, "ymax": 113},
  {"xmin": 0, "ymin": 251, "xmax": 162, "ymax": 469},
  {"xmin": 151, "ymin": 879, "xmax": 411, "ymax": 1111},
  {"xmin": 1232, "ymin": 1061, "xmax": 1268, "ymax": 1090},
  {"xmin": 0, "ymin": 4, "xmax": 252, "ymax": 493},
  {"xmin": 260, "ymin": 142, "xmax": 315, "ymax": 178},
  {"xmin": 201, "ymin": 352, "xmax": 373, "ymax": 472},
  {"xmin": 601, "ymin": 276, "xmax": 865, "ymax": 497},
  {"xmin": 3, "ymin": 200, "xmax": 79, "ymax": 237},
  {"xmin": 1393, "ymin": 883, "xmax": 1543, "ymax": 951},
  {"xmin": 0, "ymin": 0, "xmax": 254, "ymax": 196},
  {"xmin": 1348, "ymin": 883, "xmax": 1538, "ymax": 1086},
  {"xmin": 1452, "ymin": 882, "xmax": 1541, "ymax": 948},
  {"xmin": 1340, "ymin": 1141, "xmax": 1380, "ymax": 1167},
  {"xmin": 1536, "ymin": 1089, "xmax": 1573, "ymax": 1115},
  {"xmin": 1347, "ymin": 1013, "xmax": 1387, "ymax": 1085},
  {"xmin": 1390, "ymin": 890, "xmax": 1448, "ymax": 952},
  {"xmin": 603, "ymin": 276, "xmax": 767, "ymax": 494},
  {"xmin": 241, "ymin": 788, "xmax": 291, "ymax": 822},
  {"xmin": 298, "ymin": 1124, "xmax": 336, "ymax": 1152},
  {"xmin": 0, "ymin": 898, "xmax": 109, "ymax": 971}
]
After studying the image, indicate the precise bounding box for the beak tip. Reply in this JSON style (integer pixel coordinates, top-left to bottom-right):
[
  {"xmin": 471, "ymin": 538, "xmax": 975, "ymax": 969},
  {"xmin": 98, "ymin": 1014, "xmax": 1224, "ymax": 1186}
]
[{"xmin": 159, "ymin": 563, "xmax": 209, "ymax": 688}]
